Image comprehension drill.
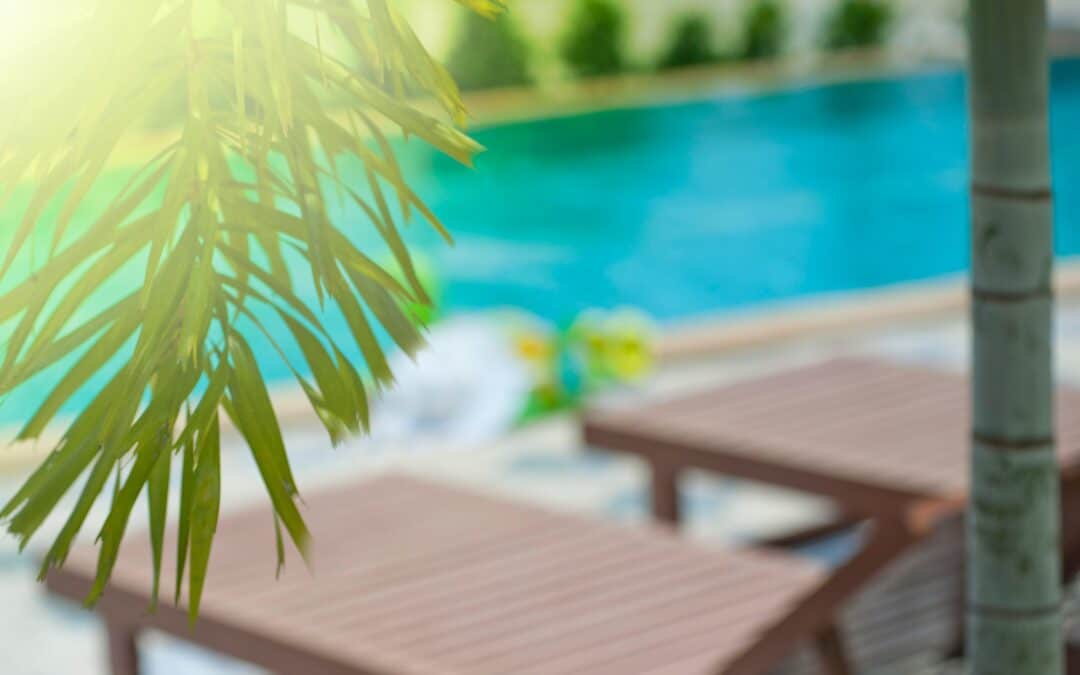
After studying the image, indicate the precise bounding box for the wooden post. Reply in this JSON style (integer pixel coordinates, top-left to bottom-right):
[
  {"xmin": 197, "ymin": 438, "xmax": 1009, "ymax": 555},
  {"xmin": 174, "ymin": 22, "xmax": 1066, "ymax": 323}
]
[
  {"xmin": 968, "ymin": 1, "xmax": 1061, "ymax": 672},
  {"xmin": 813, "ymin": 623, "xmax": 854, "ymax": 675},
  {"xmin": 105, "ymin": 619, "xmax": 140, "ymax": 675},
  {"xmin": 649, "ymin": 461, "xmax": 681, "ymax": 525}
]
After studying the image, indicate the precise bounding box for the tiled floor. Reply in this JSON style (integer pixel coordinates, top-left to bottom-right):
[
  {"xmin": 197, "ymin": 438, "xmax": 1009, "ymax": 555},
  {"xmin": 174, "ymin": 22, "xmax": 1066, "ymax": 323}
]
[{"xmin": 5, "ymin": 302, "xmax": 1080, "ymax": 674}]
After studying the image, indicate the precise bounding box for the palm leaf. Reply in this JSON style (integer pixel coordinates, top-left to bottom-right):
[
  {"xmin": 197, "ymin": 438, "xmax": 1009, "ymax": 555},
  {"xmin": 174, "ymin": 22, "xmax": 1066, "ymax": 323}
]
[{"xmin": 0, "ymin": 0, "xmax": 491, "ymax": 616}]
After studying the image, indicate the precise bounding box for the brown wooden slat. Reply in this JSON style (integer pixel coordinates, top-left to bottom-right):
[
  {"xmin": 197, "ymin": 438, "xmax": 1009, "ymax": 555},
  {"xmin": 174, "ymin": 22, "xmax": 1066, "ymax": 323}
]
[
  {"xmin": 586, "ymin": 419, "xmax": 929, "ymax": 517},
  {"xmin": 305, "ymin": 525, "xmax": 651, "ymax": 630},
  {"xmin": 404, "ymin": 553, "xmax": 810, "ymax": 666},
  {"xmin": 585, "ymin": 357, "xmax": 1080, "ymax": 508},
  {"xmin": 377, "ymin": 541, "xmax": 768, "ymax": 655},
  {"xmin": 457, "ymin": 583, "xmax": 810, "ymax": 675},
  {"xmin": 333, "ymin": 530, "xmax": 762, "ymax": 641},
  {"xmin": 698, "ymin": 367, "xmax": 951, "ymax": 435},
  {"xmin": 48, "ymin": 474, "xmax": 826, "ymax": 675},
  {"xmin": 653, "ymin": 361, "xmax": 912, "ymax": 434},
  {"xmin": 668, "ymin": 414, "xmax": 962, "ymax": 495},
  {"xmin": 626, "ymin": 358, "xmax": 877, "ymax": 422},
  {"xmin": 313, "ymin": 527, "xmax": 812, "ymax": 665},
  {"xmin": 221, "ymin": 514, "xmax": 577, "ymax": 611},
  {"xmin": 546, "ymin": 590, "xmax": 811, "ymax": 675}
]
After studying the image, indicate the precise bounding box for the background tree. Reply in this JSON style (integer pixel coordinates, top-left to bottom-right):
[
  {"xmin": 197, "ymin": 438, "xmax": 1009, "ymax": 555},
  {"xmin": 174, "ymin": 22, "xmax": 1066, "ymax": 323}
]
[
  {"xmin": 656, "ymin": 13, "xmax": 718, "ymax": 71},
  {"xmin": 0, "ymin": 0, "xmax": 500, "ymax": 619},
  {"xmin": 447, "ymin": 9, "xmax": 533, "ymax": 91},
  {"xmin": 822, "ymin": 0, "xmax": 892, "ymax": 50},
  {"xmin": 967, "ymin": 0, "xmax": 1061, "ymax": 672},
  {"xmin": 559, "ymin": 0, "xmax": 626, "ymax": 79},
  {"xmin": 741, "ymin": 0, "xmax": 786, "ymax": 61}
]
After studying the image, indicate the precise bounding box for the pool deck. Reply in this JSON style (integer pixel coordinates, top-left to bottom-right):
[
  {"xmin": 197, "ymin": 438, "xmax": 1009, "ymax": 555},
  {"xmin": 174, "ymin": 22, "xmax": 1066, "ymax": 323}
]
[
  {"xmin": 9, "ymin": 282, "xmax": 1080, "ymax": 673},
  {"xmin": 660, "ymin": 258, "xmax": 1080, "ymax": 361}
]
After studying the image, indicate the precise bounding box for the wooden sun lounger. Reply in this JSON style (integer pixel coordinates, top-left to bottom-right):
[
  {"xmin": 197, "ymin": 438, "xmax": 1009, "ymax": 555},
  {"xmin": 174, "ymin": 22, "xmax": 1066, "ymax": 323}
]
[
  {"xmin": 583, "ymin": 356, "xmax": 1080, "ymax": 672},
  {"xmin": 47, "ymin": 474, "xmax": 855, "ymax": 675}
]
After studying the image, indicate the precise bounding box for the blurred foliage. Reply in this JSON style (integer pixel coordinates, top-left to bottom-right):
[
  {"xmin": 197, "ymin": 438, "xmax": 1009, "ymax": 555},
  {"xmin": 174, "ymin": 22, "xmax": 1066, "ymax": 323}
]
[
  {"xmin": 514, "ymin": 309, "xmax": 655, "ymax": 423},
  {"xmin": 657, "ymin": 13, "xmax": 719, "ymax": 71},
  {"xmin": 741, "ymin": 0, "xmax": 786, "ymax": 61},
  {"xmin": 447, "ymin": 10, "xmax": 533, "ymax": 91},
  {"xmin": 823, "ymin": 0, "xmax": 892, "ymax": 50},
  {"xmin": 383, "ymin": 250, "xmax": 443, "ymax": 325},
  {"xmin": 560, "ymin": 0, "xmax": 627, "ymax": 79},
  {"xmin": 0, "ymin": 0, "xmax": 501, "ymax": 620}
]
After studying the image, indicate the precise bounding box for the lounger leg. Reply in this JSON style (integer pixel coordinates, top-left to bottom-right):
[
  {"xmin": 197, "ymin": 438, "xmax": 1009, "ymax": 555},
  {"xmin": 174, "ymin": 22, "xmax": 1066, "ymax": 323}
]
[
  {"xmin": 1061, "ymin": 487, "xmax": 1080, "ymax": 581},
  {"xmin": 943, "ymin": 582, "xmax": 966, "ymax": 660},
  {"xmin": 813, "ymin": 624, "xmax": 853, "ymax": 675},
  {"xmin": 105, "ymin": 619, "xmax": 140, "ymax": 675},
  {"xmin": 649, "ymin": 462, "xmax": 681, "ymax": 525},
  {"xmin": 723, "ymin": 517, "xmax": 917, "ymax": 675},
  {"xmin": 1067, "ymin": 643, "xmax": 1080, "ymax": 675}
]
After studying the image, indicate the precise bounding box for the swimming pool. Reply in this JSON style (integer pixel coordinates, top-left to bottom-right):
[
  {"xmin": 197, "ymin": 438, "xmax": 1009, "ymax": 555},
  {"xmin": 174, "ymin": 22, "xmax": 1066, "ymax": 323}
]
[
  {"xmin": 377, "ymin": 58, "xmax": 1080, "ymax": 323},
  {"xmin": 5, "ymin": 59, "xmax": 1080, "ymax": 425}
]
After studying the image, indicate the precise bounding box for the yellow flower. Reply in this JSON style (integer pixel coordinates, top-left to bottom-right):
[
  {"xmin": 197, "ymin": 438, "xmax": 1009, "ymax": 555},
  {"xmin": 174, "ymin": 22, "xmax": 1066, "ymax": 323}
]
[
  {"xmin": 607, "ymin": 336, "xmax": 653, "ymax": 380},
  {"xmin": 515, "ymin": 334, "xmax": 552, "ymax": 362}
]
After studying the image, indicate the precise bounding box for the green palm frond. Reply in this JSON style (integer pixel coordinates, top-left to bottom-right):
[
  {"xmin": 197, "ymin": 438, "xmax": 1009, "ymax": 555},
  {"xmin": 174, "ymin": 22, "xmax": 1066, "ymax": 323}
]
[{"xmin": 0, "ymin": 0, "xmax": 501, "ymax": 621}]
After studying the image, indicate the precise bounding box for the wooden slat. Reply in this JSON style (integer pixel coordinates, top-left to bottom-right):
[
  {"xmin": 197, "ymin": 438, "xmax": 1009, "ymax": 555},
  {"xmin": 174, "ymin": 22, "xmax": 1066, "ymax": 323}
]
[
  {"xmin": 47, "ymin": 474, "xmax": 826, "ymax": 675},
  {"xmin": 585, "ymin": 357, "xmax": 1080, "ymax": 507}
]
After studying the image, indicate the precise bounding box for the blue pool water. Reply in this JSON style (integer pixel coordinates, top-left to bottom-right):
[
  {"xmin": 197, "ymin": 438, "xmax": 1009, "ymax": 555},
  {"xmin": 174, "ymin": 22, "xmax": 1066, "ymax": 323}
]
[{"xmin": 363, "ymin": 58, "xmax": 1080, "ymax": 323}]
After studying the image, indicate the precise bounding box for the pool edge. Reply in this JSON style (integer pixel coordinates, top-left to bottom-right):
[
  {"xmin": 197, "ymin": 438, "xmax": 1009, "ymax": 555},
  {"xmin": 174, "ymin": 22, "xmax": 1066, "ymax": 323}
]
[{"xmin": 4, "ymin": 260, "xmax": 1080, "ymax": 475}]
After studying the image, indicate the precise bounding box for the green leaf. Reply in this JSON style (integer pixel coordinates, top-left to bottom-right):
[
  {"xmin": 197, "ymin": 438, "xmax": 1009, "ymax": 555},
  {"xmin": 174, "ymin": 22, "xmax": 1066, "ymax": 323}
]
[
  {"xmin": 4, "ymin": 293, "xmax": 135, "ymax": 391},
  {"xmin": 217, "ymin": 245, "xmax": 323, "ymax": 328},
  {"xmin": 279, "ymin": 311, "xmax": 353, "ymax": 424},
  {"xmin": 178, "ymin": 237, "xmax": 217, "ymax": 363},
  {"xmin": 37, "ymin": 378, "xmax": 143, "ymax": 578},
  {"xmin": 186, "ymin": 413, "xmax": 220, "ymax": 623},
  {"xmin": 3, "ymin": 372, "xmax": 131, "ymax": 545},
  {"xmin": 225, "ymin": 336, "xmax": 309, "ymax": 558},
  {"xmin": 272, "ymin": 513, "xmax": 285, "ymax": 579},
  {"xmin": 146, "ymin": 435, "xmax": 171, "ymax": 609},
  {"xmin": 86, "ymin": 424, "xmax": 170, "ymax": 605},
  {"xmin": 17, "ymin": 306, "xmax": 140, "ymax": 440},
  {"xmin": 0, "ymin": 210, "xmax": 153, "ymax": 329},
  {"xmin": 347, "ymin": 268, "xmax": 424, "ymax": 358},
  {"xmin": 336, "ymin": 346, "xmax": 370, "ymax": 432},
  {"xmin": 10, "ymin": 228, "xmax": 153, "ymax": 377},
  {"xmin": 222, "ymin": 288, "xmax": 343, "ymax": 434},
  {"xmin": 175, "ymin": 428, "xmax": 195, "ymax": 605},
  {"xmin": 346, "ymin": 183, "xmax": 430, "ymax": 305},
  {"xmin": 331, "ymin": 280, "xmax": 393, "ymax": 386},
  {"xmin": 0, "ymin": 160, "xmax": 75, "ymax": 279}
]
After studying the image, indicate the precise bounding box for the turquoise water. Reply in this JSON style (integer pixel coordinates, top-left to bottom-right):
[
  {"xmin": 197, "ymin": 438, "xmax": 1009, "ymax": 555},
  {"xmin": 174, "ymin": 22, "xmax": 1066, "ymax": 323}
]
[
  {"xmin": 5, "ymin": 60, "xmax": 1080, "ymax": 425},
  {"xmin": 371, "ymin": 59, "xmax": 1080, "ymax": 323}
]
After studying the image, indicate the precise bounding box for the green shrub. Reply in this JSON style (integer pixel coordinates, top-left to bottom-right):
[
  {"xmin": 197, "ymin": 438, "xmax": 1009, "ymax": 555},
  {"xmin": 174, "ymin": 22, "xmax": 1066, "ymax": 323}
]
[
  {"xmin": 823, "ymin": 0, "xmax": 892, "ymax": 50},
  {"xmin": 657, "ymin": 13, "xmax": 719, "ymax": 70},
  {"xmin": 741, "ymin": 0, "xmax": 786, "ymax": 60},
  {"xmin": 446, "ymin": 10, "xmax": 533, "ymax": 91},
  {"xmin": 560, "ymin": 0, "xmax": 627, "ymax": 78}
]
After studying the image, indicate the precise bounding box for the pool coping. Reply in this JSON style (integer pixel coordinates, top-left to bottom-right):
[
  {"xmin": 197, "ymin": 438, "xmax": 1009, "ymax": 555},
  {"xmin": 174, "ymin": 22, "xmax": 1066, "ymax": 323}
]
[
  {"xmin": 4, "ymin": 259, "xmax": 1080, "ymax": 475},
  {"xmin": 656, "ymin": 262, "xmax": 1080, "ymax": 362},
  {"xmin": 449, "ymin": 48, "xmax": 923, "ymax": 131}
]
